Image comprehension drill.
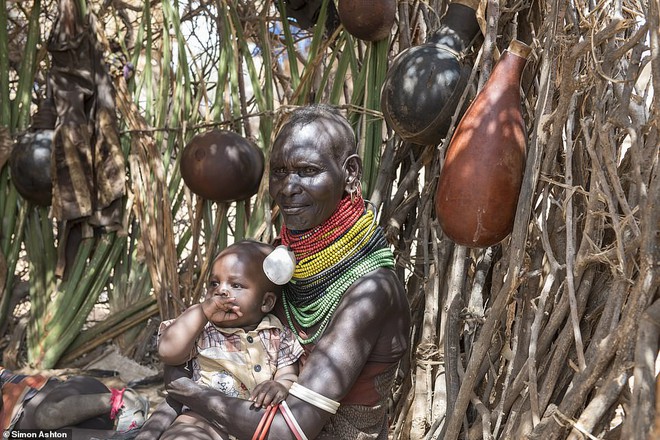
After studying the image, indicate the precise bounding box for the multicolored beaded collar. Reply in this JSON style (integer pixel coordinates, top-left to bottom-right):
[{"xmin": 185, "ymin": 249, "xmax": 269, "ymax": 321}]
[{"xmin": 280, "ymin": 194, "xmax": 395, "ymax": 344}]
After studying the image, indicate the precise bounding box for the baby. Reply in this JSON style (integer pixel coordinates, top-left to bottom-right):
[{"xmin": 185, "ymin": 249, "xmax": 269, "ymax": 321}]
[{"xmin": 137, "ymin": 240, "xmax": 302, "ymax": 440}]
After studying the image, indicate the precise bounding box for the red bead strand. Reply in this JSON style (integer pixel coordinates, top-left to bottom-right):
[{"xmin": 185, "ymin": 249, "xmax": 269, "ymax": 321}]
[{"xmin": 281, "ymin": 194, "xmax": 365, "ymax": 259}]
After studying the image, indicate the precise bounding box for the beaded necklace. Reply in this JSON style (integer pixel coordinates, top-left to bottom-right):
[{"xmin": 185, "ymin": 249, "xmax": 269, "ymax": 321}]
[
  {"xmin": 281, "ymin": 194, "xmax": 395, "ymax": 344},
  {"xmin": 281, "ymin": 195, "xmax": 365, "ymax": 259}
]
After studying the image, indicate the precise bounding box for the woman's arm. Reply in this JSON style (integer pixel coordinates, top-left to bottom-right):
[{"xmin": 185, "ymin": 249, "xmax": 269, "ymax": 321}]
[
  {"xmin": 294, "ymin": 269, "xmax": 408, "ymax": 402},
  {"xmin": 167, "ymin": 269, "xmax": 409, "ymax": 439}
]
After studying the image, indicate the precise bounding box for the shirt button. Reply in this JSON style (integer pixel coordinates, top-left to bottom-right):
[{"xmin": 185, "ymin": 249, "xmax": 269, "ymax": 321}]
[
  {"xmin": 247, "ymin": 336, "xmax": 254, "ymax": 343},
  {"xmin": 254, "ymin": 365, "xmax": 261, "ymax": 372}
]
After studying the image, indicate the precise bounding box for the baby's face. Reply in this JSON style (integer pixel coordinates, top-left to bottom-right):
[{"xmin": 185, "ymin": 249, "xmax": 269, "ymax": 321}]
[{"xmin": 206, "ymin": 251, "xmax": 268, "ymax": 328}]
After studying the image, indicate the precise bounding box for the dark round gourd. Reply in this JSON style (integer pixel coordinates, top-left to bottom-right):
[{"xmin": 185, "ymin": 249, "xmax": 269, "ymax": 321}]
[
  {"xmin": 381, "ymin": 1, "xmax": 481, "ymax": 145},
  {"xmin": 180, "ymin": 130, "xmax": 264, "ymax": 202},
  {"xmin": 9, "ymin": 130, "xmax": 55, "ymax": 206},
  {"xmin": 381, "ymin": 44, "xmax": 472, "ymax": 145},
  {"xmin": 9, "ymin": 97, "xmax": 57, "ymax": 206},
  {"xmin": 338, "ymin": 0, "xmax": 396, "ymax": 42}
]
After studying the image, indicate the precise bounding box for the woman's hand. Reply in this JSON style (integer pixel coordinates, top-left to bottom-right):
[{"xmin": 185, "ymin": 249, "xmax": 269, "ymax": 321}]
[
  {"xmin": 249, "ymin": 380, "xmax": 289, "ymax": 408},
  {"xmin": 201, "ymin": 295, "xmax": 242, "ymax": 324}
]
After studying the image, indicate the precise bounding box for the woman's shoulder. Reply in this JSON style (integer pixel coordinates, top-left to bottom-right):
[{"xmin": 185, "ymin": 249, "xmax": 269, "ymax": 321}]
[
  {"xmin": 349, "ymin": 266, "xmax": 405, "ymax": 295},
  {"xmin": 344, "ymin": 267, "xmax": 409, "ymax": 315},
  {"xmin": 340, "ymin": 268, "xmax": 411, "ymax": 356}
]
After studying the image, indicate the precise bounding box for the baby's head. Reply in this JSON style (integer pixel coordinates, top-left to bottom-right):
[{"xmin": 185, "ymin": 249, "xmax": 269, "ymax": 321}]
[{"xmin": 206, "ymin": 240, "xmax": 281, "ymax": 329}]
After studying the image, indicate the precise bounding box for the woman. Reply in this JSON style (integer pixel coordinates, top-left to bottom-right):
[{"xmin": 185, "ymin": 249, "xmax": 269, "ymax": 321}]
[{"xmin": 166, "ymin": 104, "xmax": 411, "ymax": 439}]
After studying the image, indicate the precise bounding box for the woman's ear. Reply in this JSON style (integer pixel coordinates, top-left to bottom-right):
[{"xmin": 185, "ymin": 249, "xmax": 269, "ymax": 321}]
[
  {"xmin": 343, "ymin": 154, "xmax": 363, "ymax": 193},
  {"xmin": 261, "ymin": 291, "xmax": 277, "ymax": 313}
]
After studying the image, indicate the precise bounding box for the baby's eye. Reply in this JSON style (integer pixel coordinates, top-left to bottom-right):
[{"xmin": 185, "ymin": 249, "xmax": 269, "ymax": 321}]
[
  {"xmin": 208, "ymin": 281, "xmax": 220, "ymax": 290},
  {"xmin": 231, "ymin": 282, "xmax": 243, "ymax": 289}
]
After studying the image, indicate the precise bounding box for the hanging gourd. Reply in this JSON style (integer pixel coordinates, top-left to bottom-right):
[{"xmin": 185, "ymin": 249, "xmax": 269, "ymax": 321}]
[
  {"xmin": 180, "ymin": 129, "xmax": 264, "ymax": 202},
  {"xmin": 381, "ymin": 0, "xmax": 481, "ymax": 145},
  {"xmin": 337, "ymin": 0, "xmax": 396, "ymax": 42},
  {"xmin": 435, "ymin": 40, "xmax": 531, "ymax": 248},
  {"xmin": 9, "ymin": 97, "xmax": 57, "ymax": 206}
]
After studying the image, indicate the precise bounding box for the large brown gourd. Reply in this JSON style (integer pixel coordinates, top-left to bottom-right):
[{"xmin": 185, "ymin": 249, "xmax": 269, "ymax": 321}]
[
  {"xmin": 435, "ymin": 40, "xmax": 531, "ymax": 247},
  {"xmin": 180, "ymin": 130, "xmax": 264, "ymax": 202},
  {"xmin": 338, "ymin": 0, "xmax": 396, "ymax": 42}
]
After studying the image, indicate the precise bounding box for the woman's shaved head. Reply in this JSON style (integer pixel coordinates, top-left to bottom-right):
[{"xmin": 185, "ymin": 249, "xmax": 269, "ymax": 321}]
[{"xmin": 277, "ymin": 104, "xmax": 357, "ymax": 164}]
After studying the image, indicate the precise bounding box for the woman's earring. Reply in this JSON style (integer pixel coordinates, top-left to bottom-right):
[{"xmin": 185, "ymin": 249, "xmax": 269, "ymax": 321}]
[
  {"xmin": 263, "ymin": 245, "xmax": 296, "ymax": 285},
  {"xmin": 348, "ymin": 180, "xmax": 362, "ymax": 203}
]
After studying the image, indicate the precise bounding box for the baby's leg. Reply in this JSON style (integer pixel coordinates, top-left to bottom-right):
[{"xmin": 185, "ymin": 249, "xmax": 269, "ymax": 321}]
[
  {"xmin": 160, "ymin": 411, "xmax": 228, "ymax": 440},
  {"xmin": 135, "ymin": 397, "xmax": 181, "ymax": 439}
]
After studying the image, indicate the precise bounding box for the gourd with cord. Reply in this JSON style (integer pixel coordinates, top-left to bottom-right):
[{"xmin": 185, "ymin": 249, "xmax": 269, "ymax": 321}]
[{"xmin": 435, "ymin": 40, "xmax": 532, "ymax": 248}]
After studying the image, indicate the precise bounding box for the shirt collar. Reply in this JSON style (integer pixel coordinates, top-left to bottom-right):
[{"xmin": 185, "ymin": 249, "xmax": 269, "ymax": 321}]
[{"xmin": 211, "ymin": 313, "xmax": 283, "ymax": 335}]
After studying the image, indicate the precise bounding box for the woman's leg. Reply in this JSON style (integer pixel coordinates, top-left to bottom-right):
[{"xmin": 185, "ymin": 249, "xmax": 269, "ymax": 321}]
[{"xmin": 160, "ymin": 412, "xmax": 228, "ymax": 440}]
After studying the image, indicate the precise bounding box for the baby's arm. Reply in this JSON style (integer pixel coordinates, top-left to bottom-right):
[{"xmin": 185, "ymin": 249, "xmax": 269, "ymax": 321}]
[
  {"xmin": 249, "ymin": 363, "xmax": 299, "ymax": 408},
  {"xmin": 158, "ymin": 305, "xmax": 206, "ymax": 365},
  {"xmin": 159, "ymin": 297, "xmax": 241, "ymax": 365},
  {"xmin": 273, "ymin": 362, "xmax": 299, "ymax": 389}
]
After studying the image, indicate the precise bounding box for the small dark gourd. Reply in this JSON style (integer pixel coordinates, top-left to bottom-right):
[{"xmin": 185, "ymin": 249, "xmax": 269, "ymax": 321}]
[
  {"xmin": 338, "ymin": 0, "xmax": 396, "ymax": 42},
  {"xmin": 381, "ymin": 0, "xmax": 481, "ymax": 145},
  {"xmin": 435, "ymin": 40, "xmax": 532, "ymax": 248},
  {"xmin": 180, "ymin": 130, "xmax": 264, "ymax": 202},
  {"xmin": 9, "ymin": 98, "xmax": 57, "ymax": 206}
]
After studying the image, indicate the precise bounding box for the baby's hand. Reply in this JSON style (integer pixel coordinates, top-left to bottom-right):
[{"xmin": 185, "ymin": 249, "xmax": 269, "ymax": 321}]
[
  {"xmin": 250, "ymin": 380, "xmax": 289, "ymax": 408},
  {"xmin": 201, "ymin": 295, "xmax": 242, "ymax": 323}
]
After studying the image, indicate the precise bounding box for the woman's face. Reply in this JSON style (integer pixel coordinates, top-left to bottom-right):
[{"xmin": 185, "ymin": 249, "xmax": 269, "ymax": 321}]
[{"xmin": 269, "ymin": 118, "xmax": 347, "ymax": 231}]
